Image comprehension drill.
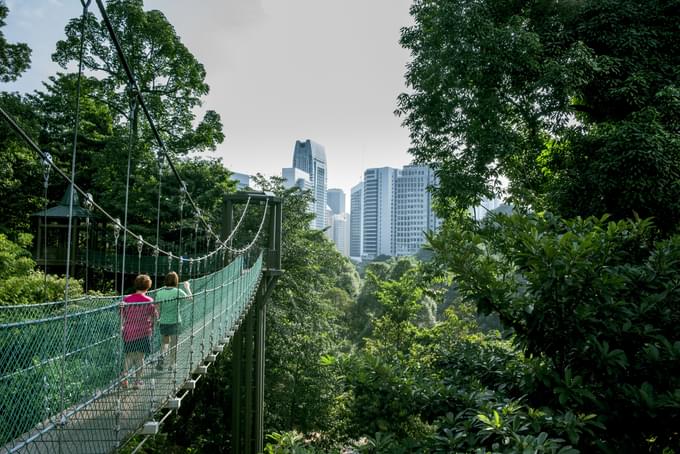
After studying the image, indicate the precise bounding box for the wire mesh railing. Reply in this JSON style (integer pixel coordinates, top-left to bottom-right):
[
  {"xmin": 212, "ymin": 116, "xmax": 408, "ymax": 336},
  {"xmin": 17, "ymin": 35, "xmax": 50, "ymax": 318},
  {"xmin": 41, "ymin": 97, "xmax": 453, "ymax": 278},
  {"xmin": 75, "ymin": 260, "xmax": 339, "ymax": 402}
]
[
  {"xmin": 74, "ymin": 250, "xmax": 231, "ymax": 277},
  {"xmin": 0, "ymin": 252, "xmax": 263, "ymax": 454}
]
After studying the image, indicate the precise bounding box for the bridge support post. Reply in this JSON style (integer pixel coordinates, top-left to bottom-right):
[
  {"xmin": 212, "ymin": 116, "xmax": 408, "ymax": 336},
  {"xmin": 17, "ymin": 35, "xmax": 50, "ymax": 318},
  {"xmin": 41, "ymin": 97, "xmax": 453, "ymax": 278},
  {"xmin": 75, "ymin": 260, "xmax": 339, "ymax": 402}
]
[
  {"xmin": 224, "ymin": 191, "xmax": 283, "ymax": 454},
  {"xmin": 231, "ymin": 277, "xmax": 275, "ymax": 454},
  {"xmin": 244, "ymin": 308, "xmax": 254, "ymax": 453},
  {"xmin": 255, "ymin": 281, "xmax": 266, "ymax": 454},
  {"xmin": 231, "ymin": 328, "xmax": 242, "ymax": 453}
]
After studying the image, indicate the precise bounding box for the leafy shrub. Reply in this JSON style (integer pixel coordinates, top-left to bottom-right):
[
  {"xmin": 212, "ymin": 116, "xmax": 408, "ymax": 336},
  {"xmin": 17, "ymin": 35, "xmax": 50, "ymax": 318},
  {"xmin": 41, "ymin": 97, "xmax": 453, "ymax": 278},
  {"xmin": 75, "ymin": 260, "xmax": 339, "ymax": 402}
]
[
  {"xmin": 264, "ymin": 431, "xmax": 323, "ymax": 454},
  {"xmin": 430, "ymin": 213, "xmax": 680, "ymax": 451},
  {"xmin": 0, "ymin": 233, "xmax": 83, "ymax": 308}
]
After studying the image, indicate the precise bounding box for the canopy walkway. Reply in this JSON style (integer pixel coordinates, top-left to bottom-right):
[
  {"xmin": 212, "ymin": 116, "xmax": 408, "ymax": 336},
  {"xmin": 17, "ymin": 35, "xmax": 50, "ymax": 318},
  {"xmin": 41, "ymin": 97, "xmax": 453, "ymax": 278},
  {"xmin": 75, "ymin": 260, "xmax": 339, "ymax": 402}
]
[{"xmin": 0, "ymin": 247, "xmax": 276, "ymax": 453}]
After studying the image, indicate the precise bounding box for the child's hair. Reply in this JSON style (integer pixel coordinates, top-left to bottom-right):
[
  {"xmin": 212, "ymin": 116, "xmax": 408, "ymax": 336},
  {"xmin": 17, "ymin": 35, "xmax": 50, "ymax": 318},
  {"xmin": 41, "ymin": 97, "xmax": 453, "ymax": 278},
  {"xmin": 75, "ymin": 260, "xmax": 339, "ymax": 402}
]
[
  {"xmin": 164, "ymin": 271, "xmax": 179, "ymax": 288},
  {"xmin": 134, "ymin": 274, "xmax": 152, "ymax": 291}
]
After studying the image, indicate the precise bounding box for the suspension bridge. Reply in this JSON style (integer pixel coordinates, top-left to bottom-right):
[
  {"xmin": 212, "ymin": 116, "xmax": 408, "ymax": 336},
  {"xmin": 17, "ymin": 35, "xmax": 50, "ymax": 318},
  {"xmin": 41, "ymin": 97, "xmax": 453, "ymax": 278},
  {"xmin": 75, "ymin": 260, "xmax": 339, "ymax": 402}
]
[{"xmin": 0, "ymin": 1, "xmax": 284, "ymax": 452}]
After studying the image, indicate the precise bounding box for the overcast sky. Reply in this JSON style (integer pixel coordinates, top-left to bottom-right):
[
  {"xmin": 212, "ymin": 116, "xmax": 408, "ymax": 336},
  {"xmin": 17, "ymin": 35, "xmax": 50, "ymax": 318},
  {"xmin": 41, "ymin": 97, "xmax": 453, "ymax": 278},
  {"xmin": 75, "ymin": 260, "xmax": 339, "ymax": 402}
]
[{"xmin": 3, "ymin": 0, "xmax": 415, "ymax": 202}]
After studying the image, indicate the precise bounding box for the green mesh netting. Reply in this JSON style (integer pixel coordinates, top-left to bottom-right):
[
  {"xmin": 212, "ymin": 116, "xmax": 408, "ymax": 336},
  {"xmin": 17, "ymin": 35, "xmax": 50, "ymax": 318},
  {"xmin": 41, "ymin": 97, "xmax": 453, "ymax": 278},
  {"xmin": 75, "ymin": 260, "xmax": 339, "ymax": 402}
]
[{"xmin": 0, "ymin": 252, "xmax": 263, "ymax": 453}]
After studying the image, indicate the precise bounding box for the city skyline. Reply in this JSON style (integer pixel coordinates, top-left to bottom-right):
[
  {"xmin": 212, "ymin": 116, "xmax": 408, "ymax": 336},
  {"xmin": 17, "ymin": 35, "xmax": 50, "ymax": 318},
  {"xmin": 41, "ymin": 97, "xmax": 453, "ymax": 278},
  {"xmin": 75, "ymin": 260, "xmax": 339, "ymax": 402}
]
[
  {"xmin": 281, "ymin": 145, "xmax": 443, "ymax": 260},
  {"xmin": 3, "ymin": 0, "xmax": 415, "ymax": 199}
]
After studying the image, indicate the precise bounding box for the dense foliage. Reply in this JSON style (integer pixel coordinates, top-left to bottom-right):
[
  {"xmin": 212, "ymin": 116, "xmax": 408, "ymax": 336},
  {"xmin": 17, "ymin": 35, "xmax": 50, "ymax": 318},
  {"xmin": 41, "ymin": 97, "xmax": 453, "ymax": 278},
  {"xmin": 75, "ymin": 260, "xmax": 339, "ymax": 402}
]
[
  {"xmin": 1, "ymin": 0, "xmax": 233, "ymax": 252},
  {"xmin": 429, "ymin": 214, "xmax": 680, "ymax": 452},
  {"xmin": 398, "ymin": 0, "xmax": 680, "ymax": 232},
  {"xmin": 382, "ymin": 0, "xmax": 680, "ymax": 452},
  {"xmin": 0, "ymin": 3, "xmax": 30, "ymax": 83}
]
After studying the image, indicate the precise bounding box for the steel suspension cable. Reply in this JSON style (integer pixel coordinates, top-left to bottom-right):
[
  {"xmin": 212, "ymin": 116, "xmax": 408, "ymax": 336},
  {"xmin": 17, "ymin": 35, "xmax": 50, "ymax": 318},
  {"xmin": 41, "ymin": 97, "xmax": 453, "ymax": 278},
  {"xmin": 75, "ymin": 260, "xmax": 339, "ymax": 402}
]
[
  {"xmin": 92, "ymin": 0, "xmax": 225, "ymax": 249},
  {"xmin": 179, "ymin": 188, "xmax": 185, "ymax": 270},
  {"xmin": 224, "ymin": 196, "xmax": 252, "ymax": 246}
]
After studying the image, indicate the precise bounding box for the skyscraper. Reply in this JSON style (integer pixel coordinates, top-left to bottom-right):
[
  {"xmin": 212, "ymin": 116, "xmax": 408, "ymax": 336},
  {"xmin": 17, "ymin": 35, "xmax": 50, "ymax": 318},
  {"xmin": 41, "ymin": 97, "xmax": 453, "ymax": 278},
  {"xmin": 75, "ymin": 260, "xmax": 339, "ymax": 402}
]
[
  {"xmin": 293, "ymin": 139, "xmax": 327, "ymax": 230},
  {"xmin": 362, "ymin": 167, "xmax": 398, "ymax": 259},
  {"xmin": 327, "ymin": 188, "xmax": 345, "ymax": 215},
  {"xmin": 394, "ymin": 165, "xmax": 439, "ymax": 255},
  {"xmin": 350, "ymin": 182, "xmax": 363, "ymax": 259},
  {"xmin": 331, "ymin": 213, "xmax": 349, "ymax": 256}
]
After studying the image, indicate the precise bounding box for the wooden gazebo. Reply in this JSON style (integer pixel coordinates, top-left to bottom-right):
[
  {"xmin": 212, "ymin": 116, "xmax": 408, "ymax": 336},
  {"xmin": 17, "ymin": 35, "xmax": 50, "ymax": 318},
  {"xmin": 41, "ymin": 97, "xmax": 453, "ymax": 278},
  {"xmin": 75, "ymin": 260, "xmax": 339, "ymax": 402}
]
[{"xmin": 31, "ymin": 187, "xmax": 101, "ymax": 275}]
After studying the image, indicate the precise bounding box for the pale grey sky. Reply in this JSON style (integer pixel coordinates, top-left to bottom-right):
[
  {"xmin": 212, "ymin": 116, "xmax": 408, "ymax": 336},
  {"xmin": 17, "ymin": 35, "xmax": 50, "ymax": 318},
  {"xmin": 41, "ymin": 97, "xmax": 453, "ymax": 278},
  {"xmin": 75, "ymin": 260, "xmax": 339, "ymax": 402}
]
[{"xmin": 3, "ymin": 0, "xmax": 415, "ymax": 199}]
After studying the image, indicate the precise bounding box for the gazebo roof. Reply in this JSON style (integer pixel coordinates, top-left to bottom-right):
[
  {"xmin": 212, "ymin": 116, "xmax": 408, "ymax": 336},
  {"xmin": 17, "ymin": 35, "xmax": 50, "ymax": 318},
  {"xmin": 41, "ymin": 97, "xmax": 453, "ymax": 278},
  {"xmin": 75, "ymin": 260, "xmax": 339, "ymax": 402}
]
[{"xmin": 32, "ymin": 187, "xmax": 92, "ymax": 219}]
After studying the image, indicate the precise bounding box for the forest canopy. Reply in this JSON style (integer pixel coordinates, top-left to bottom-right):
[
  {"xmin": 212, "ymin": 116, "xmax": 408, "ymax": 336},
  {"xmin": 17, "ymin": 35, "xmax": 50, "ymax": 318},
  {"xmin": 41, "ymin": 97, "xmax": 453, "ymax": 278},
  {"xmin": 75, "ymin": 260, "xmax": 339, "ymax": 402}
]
[{"xmin": 398, "ymin": 0, "xmax": 680, "ymax": 233}]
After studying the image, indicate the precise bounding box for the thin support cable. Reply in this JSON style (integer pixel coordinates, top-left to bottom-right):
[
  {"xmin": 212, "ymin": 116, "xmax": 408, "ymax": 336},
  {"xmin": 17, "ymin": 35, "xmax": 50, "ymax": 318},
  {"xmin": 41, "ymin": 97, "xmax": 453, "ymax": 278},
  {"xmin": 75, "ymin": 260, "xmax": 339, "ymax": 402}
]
[
  {"xmin": 153, "ymin": 156, "xmax": 163, "ymax": 289},
  {"xmin": 85, "ymin": 214, "xmax": 90, "ymax": 292},
  {"xmin": 41, "ymin": 153, "xmax": 52, "ymax": 300},
  {"xmin": 115, "ymin": 299, "xmax": 124, "ymax": 447},
  {"xmin": 188, "ymin": 259, "xmax": 196, "ymax": 373},
  {"xmin": 209, "ymin": 240, "xmax": 217, "ymax": 350},
  {"xmin": 60, "ymin": 3, "xmax": 90, "ymax": 449},
  {"xmin": 120, "ymin": 94, "xmax": 137, "ymax": 295},
  {"xmin": 179, "ymin": 188, "xmax": 185, "ymax": 266},
  {"xmin": 223, "ymin": 196, "xmax": 252, "ymax": 246},
  {"xmin": 224, "ymin": 199, "xmax": 270, "ymax": 254},
  {"xmin": 63, "ymin": 0, "xmax": 90, "ymax": 302},
  {"xmin": 113, "ymin": 222, "xmax": 120, "ymax": 290},
  {"xmin": 199, "ymin": 256, "xmax": 205, "ymax": 360}
]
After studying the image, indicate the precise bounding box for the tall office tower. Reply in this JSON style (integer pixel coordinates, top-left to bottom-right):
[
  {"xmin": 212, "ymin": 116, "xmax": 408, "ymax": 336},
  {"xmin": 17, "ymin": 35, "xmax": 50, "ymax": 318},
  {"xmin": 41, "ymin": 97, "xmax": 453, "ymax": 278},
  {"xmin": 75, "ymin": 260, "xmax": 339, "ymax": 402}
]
[
  {"xmin": 292, "ymin": 139, "xmax": 327, "ymax": 230},
  {"xmin": 327, "ymin": 188, "xmax": 345, "ymax": 215},
  {"xmin": 350, "ymin": 182, "xmax": 363, "ymax": 259},
  {"xmin": 394, "ymin": 165, "xmax": 440, "ymax": 256},
  {"xmin": 362, "ymin": 167, "xmax": 398, "ymax": 259},
  {"xmin": 331, "ymin": 213, "xmax": 349, "ymax": 256}
]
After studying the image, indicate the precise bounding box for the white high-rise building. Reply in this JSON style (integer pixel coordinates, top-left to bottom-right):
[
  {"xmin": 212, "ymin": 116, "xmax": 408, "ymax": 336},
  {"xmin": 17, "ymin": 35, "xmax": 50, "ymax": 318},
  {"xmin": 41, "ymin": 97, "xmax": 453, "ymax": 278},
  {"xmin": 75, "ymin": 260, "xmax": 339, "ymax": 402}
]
[
  {"xmin": 331, "ymin": 213, "xmax": 349, "ymax": 256},
  {"xmin": 282, "ymin": 167, "xmax": 312, "ymax": 191},
  {"xmin": 362, "ymin": 167, "xmax": 398, "ymax": 259},
  {"xmin": 327, "ymin": 188, "xmax": 345, "ymax": 215},
  {"xmin": 395, "ymin": 165, "xmax": 440, "ymax": 256},
  {"xmin": 292, "ymin": 140, "xmax": 327, "ymax": 230},
  {"xmin": 325, "ymin": 205, "xmax": 334, "ymax": 240},
  {"xmin": 350, "ymin": 182, "xmax": 363, "ymax": 259}
]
